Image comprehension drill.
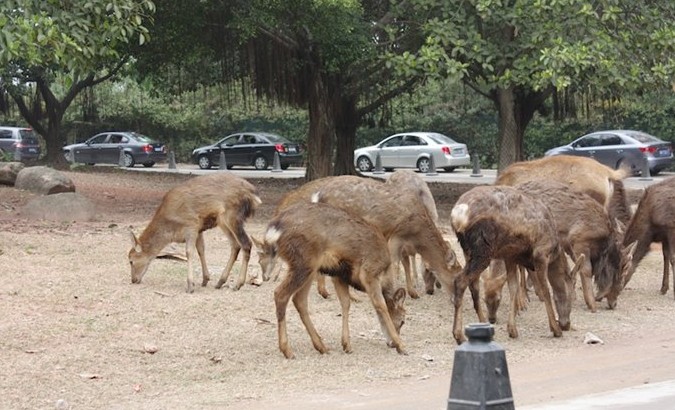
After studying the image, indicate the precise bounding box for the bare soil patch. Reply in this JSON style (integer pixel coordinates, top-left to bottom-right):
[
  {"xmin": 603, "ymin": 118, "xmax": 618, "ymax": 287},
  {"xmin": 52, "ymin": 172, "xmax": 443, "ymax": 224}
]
[{"xmin": 1, "ymin": 169, "xmax": 674, "ymax": 409}]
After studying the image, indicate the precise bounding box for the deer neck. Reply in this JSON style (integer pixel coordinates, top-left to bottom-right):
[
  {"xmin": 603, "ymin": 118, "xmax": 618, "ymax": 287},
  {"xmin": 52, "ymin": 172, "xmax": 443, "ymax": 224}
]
[{"xmin": 138, "ymin": 222, "xmax": 174, "ymax": 257}]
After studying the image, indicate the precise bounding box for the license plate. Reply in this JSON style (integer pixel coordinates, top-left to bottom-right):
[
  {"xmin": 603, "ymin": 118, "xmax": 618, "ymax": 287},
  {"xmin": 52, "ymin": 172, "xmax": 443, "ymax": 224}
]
[
  {"xmin": 28, "ymin": 148, "xmax": 37, "ymax": 153},
  {"xmin": 288, "ymin": 147, "xmax": 297, "ymax": 153},
  {"xmin": 453, "ymin": 148, "xmax": 464, "ymax": 156},
  {"xmin": 154, "ymin": 147, "xmax": 163, "ymax": 152},
  {"xmin": 658, "ymin": 148, "xmax": 669, "ymax": 156}
]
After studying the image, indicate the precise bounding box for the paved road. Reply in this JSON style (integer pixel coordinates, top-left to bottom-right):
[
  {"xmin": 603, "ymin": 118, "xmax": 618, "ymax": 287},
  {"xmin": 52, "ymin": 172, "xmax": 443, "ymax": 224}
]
[{"xmin": 128, "ymin": 163, "xmax": 673, "ymax": 190}]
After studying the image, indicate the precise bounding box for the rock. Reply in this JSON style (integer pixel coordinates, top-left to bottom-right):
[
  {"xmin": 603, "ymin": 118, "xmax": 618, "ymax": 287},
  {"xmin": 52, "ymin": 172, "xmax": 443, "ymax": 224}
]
[
  {"xmin": 14, "ymin": 166, "xmax": 75, "ymax": 195},
  {"xmin": 0, "ymin": 162, "xmax": 25, "ymax": 185},
  {"xmin": 583, "ymin": 332, "xmax": 604, "ymax": 345},
  {"xmin": 21, "ymin": 192, "xmax": 96, "ymax": 222}
]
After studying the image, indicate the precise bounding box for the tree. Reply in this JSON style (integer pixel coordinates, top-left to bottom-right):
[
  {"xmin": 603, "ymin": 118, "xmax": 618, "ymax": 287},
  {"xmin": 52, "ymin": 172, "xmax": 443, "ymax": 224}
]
[
  {"xmin": 0, "ymin": 0, "xmax": 156, "ymax": 166},
  {"xmin": 388, "ymin": 0, "xmax": 675, "ymax": 171}
]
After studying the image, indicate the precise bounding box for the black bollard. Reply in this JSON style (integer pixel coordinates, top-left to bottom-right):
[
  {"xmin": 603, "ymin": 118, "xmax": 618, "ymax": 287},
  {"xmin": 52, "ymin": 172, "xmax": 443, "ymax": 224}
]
[
  {"xmin": 373, "ymin": 152, "xmax": 385, "ymax": 174},
  {"xmin": 447, "ymin": 323, "xmax": 514, "ymax": 410},
  {"xmin": 470, "ymin": 155, "xmax": 483, "ymax": 177},
  {"xmin": 272, "ymin": 151, "xmax": 283, "ymax": 173},
  {"xmin": 168, "ymin": 151, "xmax": 177, "ymax": 169},
  {"xmin": 638, "ymin": 156, "xmax": 652, "ymax": 181},
  {"xmin": 219, "ymin": 149, "xmax": 227, "ymax": 170},
  {"xmin": 426, "ymin": 153, "xmax": 438, "ymax": 176}
]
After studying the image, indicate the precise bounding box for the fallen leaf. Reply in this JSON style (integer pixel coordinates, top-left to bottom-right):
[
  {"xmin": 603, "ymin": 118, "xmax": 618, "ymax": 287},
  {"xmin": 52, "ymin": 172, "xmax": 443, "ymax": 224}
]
[{"xmin": 79, "ymin": 373, "xmax": 102, "ymax": 379}]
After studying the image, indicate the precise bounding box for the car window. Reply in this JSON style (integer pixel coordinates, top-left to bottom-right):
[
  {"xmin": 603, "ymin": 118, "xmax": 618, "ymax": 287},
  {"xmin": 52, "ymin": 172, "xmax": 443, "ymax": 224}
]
[
  {"xmin": 575, "ymin": 135, "xmax": 602, "ymax": 148},
  {"xmin": 427, "ymin": 133, "xmax": 458, "ymax": 144},
  {"xmin": 260, "ymin": 133, "xmax": 288, "ymax": 143},
  {"xmin": 600, "ymin": 135, "xmax": 623, "ymax": 146},
  {"xmin": 18, "ymin": 129, "xmax": 38, "ymax": 143},
  {"xmin": 221, "ymin": 135, "xmax": 240, "ymax": 146},
  {"xmin": 240, "ymin": 135, "xmax": 257, "ymax": 144},
  {"xmin": 109, "ymin": 134, "xmax": 125, "ymax": 144},
  {"xmin": 129, "ymin": 132, "xmax": 153, "ymax": 143},
  {"xmin": 0, "ymin": 130, "xmax": 13, "ymax": 139},
  {"xmin": 381, "ymin": 136, "xmax": 403, "ymax": 148},
  {"xmin": 401, "ymin": 136, "xmax": 425, "ymax": 146},
  {"xmin": 89, "ymin": 134, "xmax": 109, "ymax": 144},
  {"xmin": 626, "ymin": 131, "xmax": 660, "ymax": 143}
]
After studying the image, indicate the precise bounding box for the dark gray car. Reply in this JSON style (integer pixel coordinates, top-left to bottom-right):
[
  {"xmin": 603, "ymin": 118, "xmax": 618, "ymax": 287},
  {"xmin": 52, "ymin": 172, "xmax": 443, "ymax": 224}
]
[
  {"xmin": 0, "ymin": 126, "xmax": 41, "ymax": 161},
  {"xmin": 63, "ymin": 131, "xmax": 167, "ymax": 168},
  {"xmin": 545, "ymin": 130, "xmax": 673, "ymax": 175}
]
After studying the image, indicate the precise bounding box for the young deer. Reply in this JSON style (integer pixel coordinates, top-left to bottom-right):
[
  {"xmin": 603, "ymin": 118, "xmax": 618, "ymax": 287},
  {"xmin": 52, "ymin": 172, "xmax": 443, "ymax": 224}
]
[
  {"xmin": 450, "ymin": 185, "xmax": 582, "ymax": 344},
  {"xmin": 275, "ymin": 173, "xmax": 452, "ymax": 299},
  {"xmin": 484, "ymin": 180, "xmax": 636, "ymax": 319},
  {"xmin": 623, "ymin": 176, "xmax": 675, "ymax": 296},
  {"xmin": 128, "ymin": 173, "xmax": 261, "ymax": 293},
  {"xmin": 254, "ymin": 202, "xmax": 407, "ymax": 359}
]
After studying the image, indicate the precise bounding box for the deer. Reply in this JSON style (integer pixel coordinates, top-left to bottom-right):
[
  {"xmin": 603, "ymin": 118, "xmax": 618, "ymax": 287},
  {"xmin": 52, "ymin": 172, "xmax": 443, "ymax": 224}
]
[
  {"xmin": 450, "ymin": 185, "xmax": 584, "ymax": 344},
  {"xmin": 274, "ymin": 173, "xmax": 452, "ymax": 300},
  {"xmin": 253, "ymin": 202, "xmax": 407, "ymax": 359},
  {"xmin": 128, "ymin": 173, "xmax": 261, "ymax": 293},
  {"xmin": 484, "ymin": 180, "xmax": 636, "ymax": 323},
  {"xmin": 622, "ymin": 176, "xmax": 675, "ymax": 297}
]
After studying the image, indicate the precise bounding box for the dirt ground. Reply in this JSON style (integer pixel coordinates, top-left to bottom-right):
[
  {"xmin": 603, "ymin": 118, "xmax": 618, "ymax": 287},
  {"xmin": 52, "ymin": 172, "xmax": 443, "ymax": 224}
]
[{"xmin": 1, "ymin": 168, "xmax": 674, "ymax": 410}]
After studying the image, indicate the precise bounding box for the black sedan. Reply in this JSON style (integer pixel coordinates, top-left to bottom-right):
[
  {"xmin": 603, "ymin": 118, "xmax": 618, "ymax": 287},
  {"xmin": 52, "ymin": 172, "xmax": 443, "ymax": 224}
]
[
  {"xmin": 191, "ymin": 132, "xmax": 304, "ymax": 170},
  {"xmin": 63, "ymin": 131, "xmax": 167, "ymax": 167}
]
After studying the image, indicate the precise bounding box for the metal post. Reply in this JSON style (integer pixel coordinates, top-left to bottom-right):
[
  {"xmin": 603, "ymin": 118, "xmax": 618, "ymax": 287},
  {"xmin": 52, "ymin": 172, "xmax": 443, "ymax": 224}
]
[
  {"xmin": 272, "ymin": 151, "xmax": 283, "ymax": 173},
  {"xmin": 13, "ymin": 148, "xmax": 22, "ymax": 162},
  {"xmin": 118, "ymin": 147, "xmax": 126, "ymax": 167},
  {"xmin": 373, "ymin": 152, "xmax": 385, "ymax": 174},
  {"xmin": 470, "ymin": 155, "xmax": 483, "ymax": 177},
  {"xmin": 168, "ymin": 151, "xmax": 177, "ymax": 169},
  {"xmin": 447, "ymin": 323, "xmax": 514, "ymax": 410},
  {"xmin": 639, "ymin": 156, "xmax": 652, "ymax": 181},
  {"xmin": 426, "ymin": 153, "xmax": 438, "ymax": 176},
  {"xmin": 219, "ymin": 149, "xmax": 227, "ymax": 170}
]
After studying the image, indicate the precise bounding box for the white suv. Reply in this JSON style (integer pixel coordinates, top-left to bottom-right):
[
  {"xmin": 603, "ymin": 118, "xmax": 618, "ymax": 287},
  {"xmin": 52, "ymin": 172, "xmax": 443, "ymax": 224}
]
[{"xmin": 0, "ymin": 126, "xmax": 41, "ymax": 161}]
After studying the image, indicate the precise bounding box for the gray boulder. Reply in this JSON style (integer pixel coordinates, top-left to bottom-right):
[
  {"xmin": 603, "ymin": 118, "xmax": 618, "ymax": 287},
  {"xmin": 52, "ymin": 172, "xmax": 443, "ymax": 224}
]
[
  {"xmin": 21, "ymin": 192, "xmax": 96, "ymax": 222},
  {"xmin": 0, "ymin": 162, "xmax": 25, "ymax": 185},
  {"xmin": 14, "ymin": 166, "xmax": 75, "ymax": 195}
]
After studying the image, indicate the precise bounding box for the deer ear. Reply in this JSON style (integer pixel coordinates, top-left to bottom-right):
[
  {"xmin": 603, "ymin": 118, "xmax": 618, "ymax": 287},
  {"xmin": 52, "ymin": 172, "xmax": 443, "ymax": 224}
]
[
  {"xmin": 129, "ymin": 229, "xmax": 142, "ymax": 252},
  {"xmin": 614, "ymin": 219, "xmax": 626, "ymax": 236},
  {"xmin": 624, "ymin": 240, "xmax": 638, "ymax": 260},
  {"xmin": 393, "ymin": 287, "xmax": 407, "ymax": 304}
]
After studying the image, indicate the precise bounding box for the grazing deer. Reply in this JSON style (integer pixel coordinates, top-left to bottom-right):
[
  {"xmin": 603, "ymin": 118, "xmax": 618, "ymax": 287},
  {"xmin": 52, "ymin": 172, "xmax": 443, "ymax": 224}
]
[
  {"xmin": 128, "ymin": 173, "xmax": 261, "ymax": 293},
  {"xmin": 450, "ymin": 185, "xmax": 582, "ymax": 344},
  {"xmin": 623, "ymin": 177, "xmax": 675, "ymax": 297},
  {"xmin": 484, "ymin": 180, "xmax": 636, "ymax": 319},
  {"xmin": 254, "ymin": 202, "xmax": 407, "ymax": 359},
  {"xmin": 275, "ymin": 173, "xmax": 454, "ymax": 299},
  {"xmin": 496, "ymin": 155, "xmax": 631, "ymax": 225}
]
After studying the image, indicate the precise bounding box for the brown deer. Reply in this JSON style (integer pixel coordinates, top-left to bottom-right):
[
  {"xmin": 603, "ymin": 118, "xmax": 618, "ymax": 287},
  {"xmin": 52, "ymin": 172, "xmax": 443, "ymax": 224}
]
[
  {"xmin": 128, "ymin": 173, "xmax": 261, "ymax": 293},
  {"xmin": 496, "ymin": 155, "xmax": 632, "ymax": 225},
  {"xmin": 274, "ymin": 173, "xmax": 452, "ymax": 299},
  {"xmin": 623, "ymin": 176, "xmax": 675, "ymax": 297},
  {"xmin": 450, "ymin": 185, "xmax": 583, "ymax": 344},
  {"xmin": 484, "ymin": 180, "xmax": 636, "ymax": 320},
  {"xmin": 253, "ymin": 202, "xmax": 407, "ymax": 359}
]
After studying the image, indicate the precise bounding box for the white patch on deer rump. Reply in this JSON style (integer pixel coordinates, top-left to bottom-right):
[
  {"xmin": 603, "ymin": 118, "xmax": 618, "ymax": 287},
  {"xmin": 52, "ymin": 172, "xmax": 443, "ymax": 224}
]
[{"xmin": 450, "ymin": 203, "xmax": 470, "ymax": 232}]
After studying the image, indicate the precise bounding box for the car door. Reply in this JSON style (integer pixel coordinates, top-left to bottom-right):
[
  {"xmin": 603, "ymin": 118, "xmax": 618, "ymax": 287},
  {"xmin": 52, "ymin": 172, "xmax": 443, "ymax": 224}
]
[
  {"xmin": 594, "ymin": 133, "xmax": 625, "ymax": 169},
  {"xmin": 397, "ymin": 135, "xmax": 427, "ymax": 167},
  {"xmin": 236, "ymin": 134, "xmax": 259, "ymax": 166},
  {"xmin": 103, "ymin": 133, "xmax": 128, "ymax": 164},
  {"xmin": 377, "ymin": 135, "xmax": 404, "ymax": 168},
  {"xmin": 570, "ymin": 134, "xmax": 602, "ymax": 161},
  {"xmin": 218, "ymin": 134, "xmax": 241, "ymax": 165},
  {"xmin": 78, "ymin": 133, "xmax": 109, "ymax": 163}
]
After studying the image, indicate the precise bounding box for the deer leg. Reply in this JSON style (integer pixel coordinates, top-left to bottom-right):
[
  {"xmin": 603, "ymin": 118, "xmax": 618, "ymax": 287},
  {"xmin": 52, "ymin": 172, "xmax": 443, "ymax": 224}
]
[
  {"xmin": 363, "ymin": 279, "xmax": 407, "ymax": 355},
  {"xmin": 232, "ymin": 222, "xmax": 253, "ymax": 290},
  {"xmin": 517, "ymin": 266, "xmax": 530, "ymax": 310},
  {"xmin": 274, "ymin": 266, "xmax": 313, "ymax": 359},
  {"xmin": 505, "ymin": 262, "xmax": 520, "ymax": 338},
  {"xmin": 316, "ymin": 275, "xmax": 330, "ymax": 299},
  {"xmin": 196, "ymin": 232, "xmax": 210, "ymax": 287},
  {"xmin": 331, "ymin": 278, "xmax": 353, "ymax": 353},
  {"xmin": 292, "ymin": 273, "xmax": 329, "ymax": 355},
  {"xmin": 577, "ymin": 251, "xmax": 596, "ymax": 312},
  {"xmin": 215, "ymin": 230, "xmax": 240, "ymax": 289},
  {"xmin": 530, "ymin": 259, "xmax": 563, "ymax": 338},
  {"xmin": 184, "ymin": 234, "xmax": 199, "ymax": 293},
  {"xmin": 423, "ymin": 268, "xmax": 437, "ymax": 295},
  {"xmin": 485, "ymin": 259, "xmax": 507, "ymax": 324},
  {"xmin": 661, "ymin": 239, "xmax": 671, "ymax": 295},
  {"xmin": 469, "ymin": 275, "xmax": 485, "ymax": 322},
  {"xmin": 452, "ymin": 273, "xmax": 470, "ymax": 344}
]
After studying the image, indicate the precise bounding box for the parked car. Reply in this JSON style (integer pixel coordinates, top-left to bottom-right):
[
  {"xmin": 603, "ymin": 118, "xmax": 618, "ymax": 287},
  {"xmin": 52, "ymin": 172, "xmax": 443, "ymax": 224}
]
[
  {"xmin": 545, "ymin": 130, "xmax": 673, "ymax": 175},
  {"xmin": 63, "ymin": 131, "xmax": 167, "ymax": 168},
  {"xmin": 0, "ymin": 126, "xmax": 41, "ymax": 161},
  {"xmin": 191, "ymin": 132, "xmax": 304, "ymax": 170},
  {"xmin": 354, "ymin": 131, "xmax": 471, "ymax": 173}
]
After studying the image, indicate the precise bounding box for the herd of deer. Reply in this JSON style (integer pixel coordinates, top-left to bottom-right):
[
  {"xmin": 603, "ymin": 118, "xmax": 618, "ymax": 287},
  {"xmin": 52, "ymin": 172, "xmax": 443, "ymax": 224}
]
[{"xmin": 127, "ymin": 155, "xmax": 675, "ymax": 359}]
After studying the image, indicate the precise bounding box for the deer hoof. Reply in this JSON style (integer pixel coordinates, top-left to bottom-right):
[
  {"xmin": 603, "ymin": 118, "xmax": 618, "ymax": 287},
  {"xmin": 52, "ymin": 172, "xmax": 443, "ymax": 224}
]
[{"xmin": 408, "ymin": 289, "xmax": 420, "ymax": 299}]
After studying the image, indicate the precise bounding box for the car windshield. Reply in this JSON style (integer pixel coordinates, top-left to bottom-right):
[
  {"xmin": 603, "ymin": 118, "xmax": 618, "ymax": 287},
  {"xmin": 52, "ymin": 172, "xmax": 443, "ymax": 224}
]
[
  {"xmin": 18, "ymin": 129, "xmax": 39, "ymax": 143},
  {"xmin": 260, "ymin": 133, "xmax": 290, "ymax": 143},
  {"xmin": 625, "ymin": 131, "xmax": 660, "ymax": 143},
  {"xmin": 129, "ymin": 132, "xmax": 155, "ymax": 143},
  {"xmin": 426, "ymin": 133, "xmax": 458, "ymax": 144}
]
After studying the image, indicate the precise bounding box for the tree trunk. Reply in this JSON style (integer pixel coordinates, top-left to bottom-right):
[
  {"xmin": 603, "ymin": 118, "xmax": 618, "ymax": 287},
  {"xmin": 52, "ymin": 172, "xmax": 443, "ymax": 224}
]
[
  {"xmin": 305, "ymin": 72, "xmax": 336, "ymax": 181},
  {"xmin": 333, "ymin": 93, "xmax": 359, "ymax": 176},
  {"xmin": 44, "ymin": 117, "xmax": 69, "ymax": 168},
  {"xmin": 496, "ymin": 86, "xmax": 523, "ymax": 173}
]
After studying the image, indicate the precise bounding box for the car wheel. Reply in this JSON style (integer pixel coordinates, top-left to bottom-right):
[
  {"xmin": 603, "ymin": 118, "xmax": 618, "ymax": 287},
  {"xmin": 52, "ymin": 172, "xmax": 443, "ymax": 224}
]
[
  {"xmin": 650, "ymin": 168, "xmax": 661, "ymax": 176},
  {"xmin": 198, "ymin": 155, "xmax": 212, "ymax": 169},
  {"xmin": 143, "ymin": 162, "xmax": 155, "ymax": 168},
  {"xmin": 226, "ymin": 165, "xmax": 234, "ymax": 170},
  {"xmin": 281, "ymin": 164, "xmax": 290, "ymax": 170},
  {"xmin": 356, "ymin": 156, "xmax": 373, "ymax": 172},
  {"xmin": 384, "ymin": 168, "xmax": 394, "ymax": 172},
  {"xmin": 254, "ymin": 155, "xmax": 268, "ymax": 170},
  {"xmin": 123, "ymin": 153, "xmax": 135, "ymax": 167},
  {"xmin": 417, "ymin": 157, "xmax": 431, "ymax": 173},
  {"xmin": 444, "ymin": 167, "xmax": 456, "ymax": 172}
]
